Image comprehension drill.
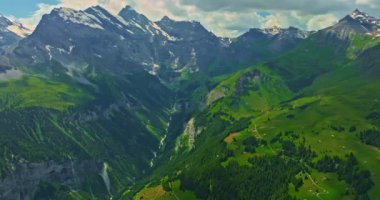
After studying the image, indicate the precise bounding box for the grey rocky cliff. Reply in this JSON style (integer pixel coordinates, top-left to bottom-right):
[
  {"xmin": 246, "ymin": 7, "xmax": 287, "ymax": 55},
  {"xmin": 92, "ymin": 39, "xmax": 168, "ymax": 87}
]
[{"xmin": 0, "ymin": 160, "xmax": 102, "ymax": 200}]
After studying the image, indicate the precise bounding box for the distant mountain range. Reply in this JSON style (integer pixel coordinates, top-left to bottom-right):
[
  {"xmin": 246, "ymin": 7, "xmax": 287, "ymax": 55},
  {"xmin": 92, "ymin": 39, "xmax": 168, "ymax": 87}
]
[
  {"xmin": 1, "ymin": 5, "xmax": 314, "ymax": 79},
  {"xmin": 2, "ymin": 7, "xmax": 378, "ymax": 79}
]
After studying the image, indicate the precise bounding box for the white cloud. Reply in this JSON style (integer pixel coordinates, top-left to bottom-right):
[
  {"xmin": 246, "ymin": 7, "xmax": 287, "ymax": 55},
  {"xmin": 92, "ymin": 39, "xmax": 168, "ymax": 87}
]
[
  {"xmin": 307, "ymin": 14, "xmax": 338, "ymax": 30},
  {"xmin": 263, "ymin": 15, "xmax": 283, "ymax": 28},
  {"xmin": 19, "ymin": 3, "xmax": 57, "ymax": 29},
  {"xmin": 355, "ymin": 0, "xmax": 371, "ymax": 5}
]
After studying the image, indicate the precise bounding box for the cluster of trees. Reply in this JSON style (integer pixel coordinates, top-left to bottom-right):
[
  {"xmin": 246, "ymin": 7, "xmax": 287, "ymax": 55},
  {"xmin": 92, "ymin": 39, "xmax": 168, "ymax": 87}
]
[
  {"xmin": 278, "ymin": 137, "xmax": 373, "ymax": 198},
  {"xmin": 360, "ymin": 130, "xmax": 380, "ymax": 148},
  {"xmin": 242, "ymin": 136, "xmax": 262, "ymax": 153},
  {"xmin": 315, "ymin": 153, "xmax": 374, "ymax": 199},
  {"xmin": 270, "ymin": 131, "xmax": 315, "ymax": 164},
  {"xmin": 270, "ymin": 131, "xmax": 299, "ymax": 144},
  {"xmin": 179, "ymin": 156, "xmax": 300, "ymax": 200},
  {"xmin": 330, "ymin": 125, "xmax": 345, "ymax": 132},
  {"xmin": 291, "ymin": 176, "xmax": 304, "ymax": 192},
  {"xmin": 366, "ymin": 111, "xmax": 380, "ymax": 122},
  {"xmin": 173, "ymin": 124, "xmax": 375, "ymax": 200},
  {"xmin": 281, "ymin": 140, "xmax": 315, "ymax": 163}
]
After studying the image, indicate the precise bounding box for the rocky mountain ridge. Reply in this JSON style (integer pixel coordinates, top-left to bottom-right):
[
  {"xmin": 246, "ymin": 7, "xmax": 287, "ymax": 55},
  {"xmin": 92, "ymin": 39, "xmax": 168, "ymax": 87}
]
[
  {"xmin": 5, "ymin": 5, "xmax": 314, "ymax": 81},
  {"xmin": 323, "ymin": 9, "xmax": 380, "ymax": 39}
]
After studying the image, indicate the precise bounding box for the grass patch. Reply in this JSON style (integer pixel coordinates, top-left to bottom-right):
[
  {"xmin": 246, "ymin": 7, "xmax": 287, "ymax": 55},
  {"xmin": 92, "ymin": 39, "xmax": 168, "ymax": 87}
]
[
  {"xmin": 289, "ymin": 170, "xmax": 352, "ymax": 200},
  {"xmin": 0, "ymin": 76, "xmax": 92, "ymax": 111},
  {"xmin": 133, "ymin": 180, "xmax": 197, "ymax": 200}
]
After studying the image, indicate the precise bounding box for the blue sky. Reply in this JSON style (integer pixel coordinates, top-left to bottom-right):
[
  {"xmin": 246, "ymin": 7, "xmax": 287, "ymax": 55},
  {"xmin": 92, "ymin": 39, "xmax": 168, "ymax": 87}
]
[
  {"xmin": 0, "ymin": 0, "xmax": 379, "ymax": 37},
  {"xmin": 0, "ymin": 0, "xmax": 58, "ymax": 17}
]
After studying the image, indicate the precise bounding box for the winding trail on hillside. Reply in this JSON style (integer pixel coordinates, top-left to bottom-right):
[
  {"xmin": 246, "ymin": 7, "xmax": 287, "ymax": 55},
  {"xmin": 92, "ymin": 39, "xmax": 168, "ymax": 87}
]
[
  {"xmin": 252, "ymin": 124, "xmax": 275, "ymax": 154},
  {"xmin": 305, "ymin": 172, "xmax": 329, "ymax": 200}
]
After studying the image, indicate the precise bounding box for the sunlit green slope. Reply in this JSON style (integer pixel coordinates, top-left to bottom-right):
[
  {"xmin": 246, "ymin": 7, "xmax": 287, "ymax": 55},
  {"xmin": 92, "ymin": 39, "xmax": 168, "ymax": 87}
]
[{"xmin": 133, "ymin": 34, "xmax": 380, "ymax": 200}]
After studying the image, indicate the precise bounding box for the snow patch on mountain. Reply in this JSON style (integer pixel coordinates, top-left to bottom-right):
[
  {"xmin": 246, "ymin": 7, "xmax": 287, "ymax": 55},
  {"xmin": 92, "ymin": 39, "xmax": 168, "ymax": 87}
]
[
  {"xmin": 258, "ymin": 26, "xmax": 310, "ymax": 39},
  {"xmin": 151, "ymin": 22, "xmax": 179, "ymax": 41},
  {"xmin": 45, "ymin": 45, "xmax": 53, "ymax": 60},
  {"xmin": 348, "ymin": 9, "xmax": 380, "ymax": 36}
]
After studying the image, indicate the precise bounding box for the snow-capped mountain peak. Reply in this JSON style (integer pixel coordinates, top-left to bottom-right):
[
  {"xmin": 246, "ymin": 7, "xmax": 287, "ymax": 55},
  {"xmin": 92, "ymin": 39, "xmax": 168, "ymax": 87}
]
[
  {"xmin": 118, "ymin": 5, "xmax": 150, "ymax": 25},
  {"xmin": 349, "ymin": 9, "xmax": 379, "ymax": 25},
  {"xmin": 244, "ymin": 26, "xmax": 310, "ymax": 40},
  {"xmin": 350, "ymin": 9, "xmax": 368, "ymax": 19},
  {"xmin": 262, "ymin": 26, "xmax": 282, "ymax": 35},
  {"xmin": 324, "ymin": 9, "xmax": 380, "ymax": 39},
  {"xmin": 0, "ymin": 14, "xmax": 31, "ymax": 37}
]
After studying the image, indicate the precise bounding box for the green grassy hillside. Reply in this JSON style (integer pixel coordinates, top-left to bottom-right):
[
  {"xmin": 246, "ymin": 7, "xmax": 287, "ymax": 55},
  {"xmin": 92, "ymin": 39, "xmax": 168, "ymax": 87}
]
[
  {"xmin": 0, "ymin": 62, "xmax": 176, "ymax": 199},
  {"xmin": 133, "ymin": 33, "xmax": 380, "ymax": 200},
  {"xmin": 0, "ymin": 76, "xmax": 93, "ymax": 111}
]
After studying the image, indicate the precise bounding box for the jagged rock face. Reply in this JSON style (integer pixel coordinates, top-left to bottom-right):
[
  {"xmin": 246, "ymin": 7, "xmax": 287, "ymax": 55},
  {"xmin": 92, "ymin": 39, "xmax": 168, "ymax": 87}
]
[
  {"xmin": 157, "ymin": 16, "xmax": 218, "ymax": 42},
  {"xmin": 234, "ymin": 70, "xmax": 263, "ymax": 95},
  {"xmin": 155, "ymin": 16, "xmax": 225, "ymax": 76},
  {"xmin": 0, "ymin": 160, "xmax": 102, "ymax": 200},
  {"xmin": 118, "ymin": 6, "xmax": 153, "ymax": 32},
  {"xmin": 350, "ymin": 9, "xmax": 380, "ymax": 35},
  {"xmin": 0, "ymin": 16, "xmax": 13, "ymax": 27},
  {"xmin": 9, "ymin": 5, "xmax": 314, "ymax": 81},
  {"xmin": 11, "ymin": 6, "xmax": 225, "ymax": 79},
  {"xmin": 13, "ymin": 7, "xmax": 161, "ymax": 71},
  {"xmin": 322, "ymin": 9, "xmax": 380, "ymax": 40}
]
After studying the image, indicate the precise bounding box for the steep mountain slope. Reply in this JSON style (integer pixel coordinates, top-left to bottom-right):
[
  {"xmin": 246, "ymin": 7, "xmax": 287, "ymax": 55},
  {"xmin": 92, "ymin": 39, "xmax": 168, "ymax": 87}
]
[
  {"xmin": 323, "ymin": 9, "xmax": 380, "ymax": 40},
  {"xmin": 134, "ymin": 10, "xmax": 380, "ymax": 200},
  {"xmin": 229, "ymin": 26, "xmax": 311, "ymax": 67},
  {"xmin": 12, "ymin": 6, "xmax": 224, "ymax": 81},
  {"xmin": 0, "ymin": 6, "xmax": 179, "ymax": 200},
  {"xmin": 13, "ymin": 7, "xmax": 162, "ymax": 70},
  {"xmin": 0, "ymin": 66, "xmax": 175, "ymax": 199},
  {"xmin": 156, "ymin": 16, "xmax": 224, "ymax": 76}
]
